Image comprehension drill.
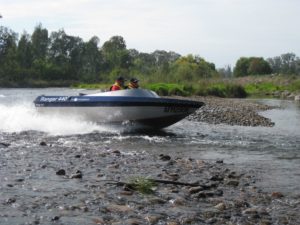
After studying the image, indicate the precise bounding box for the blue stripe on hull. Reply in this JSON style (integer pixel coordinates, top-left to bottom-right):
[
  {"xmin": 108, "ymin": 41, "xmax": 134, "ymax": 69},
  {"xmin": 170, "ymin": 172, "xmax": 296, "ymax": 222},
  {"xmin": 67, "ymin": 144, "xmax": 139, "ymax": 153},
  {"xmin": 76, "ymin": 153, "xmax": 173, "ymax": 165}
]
[{"xmin": 34, "ymin": 96, "xmax": 204, "ymax": 108}]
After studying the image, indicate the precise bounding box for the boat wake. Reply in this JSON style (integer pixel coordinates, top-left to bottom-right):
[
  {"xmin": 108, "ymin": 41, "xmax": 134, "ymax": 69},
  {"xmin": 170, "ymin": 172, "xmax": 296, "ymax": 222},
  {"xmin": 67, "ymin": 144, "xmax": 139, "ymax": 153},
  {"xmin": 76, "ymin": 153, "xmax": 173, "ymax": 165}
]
[{"xmin": 0, "ymin": 102, "xmax": 113, "ymax": 135}]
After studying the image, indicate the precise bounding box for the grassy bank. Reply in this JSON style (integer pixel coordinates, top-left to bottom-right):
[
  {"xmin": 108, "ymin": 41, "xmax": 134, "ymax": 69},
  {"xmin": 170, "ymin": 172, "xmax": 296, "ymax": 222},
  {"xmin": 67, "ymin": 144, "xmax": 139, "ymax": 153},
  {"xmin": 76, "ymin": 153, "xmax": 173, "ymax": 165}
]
[
  {"xmin": 72, "ymin": 75, "xmax": 300, "ymax": 98},
  {"xmin": 4, "ymin": 74, "xmax": 296, "ymax": 98}
]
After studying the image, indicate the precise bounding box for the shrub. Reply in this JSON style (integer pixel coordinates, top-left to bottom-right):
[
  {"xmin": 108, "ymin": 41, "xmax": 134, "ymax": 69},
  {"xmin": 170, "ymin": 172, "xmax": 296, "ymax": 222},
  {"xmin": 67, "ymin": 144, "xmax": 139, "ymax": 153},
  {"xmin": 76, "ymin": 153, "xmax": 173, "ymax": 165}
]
[{"xmin": 225, "ymin": 84, "xmax": 247, "ymax": 98}]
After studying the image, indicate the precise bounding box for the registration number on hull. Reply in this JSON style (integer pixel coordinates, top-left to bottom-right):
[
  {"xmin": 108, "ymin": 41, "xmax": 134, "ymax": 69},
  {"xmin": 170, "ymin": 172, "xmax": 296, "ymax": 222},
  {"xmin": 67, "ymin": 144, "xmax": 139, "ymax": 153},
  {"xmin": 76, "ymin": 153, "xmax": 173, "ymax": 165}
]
[{"xmin": 164, "ymin": 106, "xmax": 189, "ymax": 113}]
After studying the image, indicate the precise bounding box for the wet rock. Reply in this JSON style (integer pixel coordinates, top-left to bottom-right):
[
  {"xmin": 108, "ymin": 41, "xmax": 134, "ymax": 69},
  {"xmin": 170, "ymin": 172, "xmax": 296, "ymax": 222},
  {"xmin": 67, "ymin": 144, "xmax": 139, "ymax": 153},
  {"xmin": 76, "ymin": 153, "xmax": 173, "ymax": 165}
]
[
  {"xmin": 159, "ymin": 154, "xmax": 171, "ymax": 161},
  {"xmin": 233, "ymin": 199, "xmax": 250, "ymax": 208},
  {"xmin": 125, "ymin": 218, "xmax": 144, "ymax": 225},
  {"xmin": 119, "ymin": 191, "xmax": 133, "ymax": 196},
  {"xmin": 56, "ymin": 169, "xmax": 66, "ymax": 176},
  {"xmin": 197, "ymin": 191, "xmax": 215, "ymax": 198},
  {"xmin": 70, "ymin": 170, "xmax": 82, "ymax": 179},
  {"xmin": 112, "ymin": 150, "xmax": 121, "ymax": 155},
  {"xmin": 202, "ymin": 181, "xmax": 218, "ymax": 189},
  {"xmin": 5, "ymin": 198, "xmax": 16, "ymax": 204},
  {"xmin": 170, "ymin": 197, "xmax": 186, "ymax": 206},
  {"xmin": 242, "ymin": 208, "xmax": 258, "ymax": 215},
  {"xmin": 6, "ymin": 184, "xmax": 14, "ymax": 187},
  {"xmin": 0, "ymin": 142, "xmax": 10, "ymax": 148},
  {"xmin": 227, "ymin": 171, "xmax": 242, "ymax": 179},
  {"xmin": 145, "ymin": 214, "xmax": 164, "ymax": 224},
  {"xmin": 167, "ymin": 221, "xmax": 180, "ymax": 225},
  {"xmin": 188, "ymin": 186, "xmax": 204, "ymax": 194},
  {"xmin": 206, "ymin": 218, "xmax": 218, "ymax": 224},
  {"xmin": 39, "ymin": 141, "xmax": 47, "ymax": 146},
  {"xmin": 106, "ymin": 204, "xmax": 133, "ymax": 213},
  {"xmin": 74, "ymin": 154, "xmax": 81, "ymax": 158},
  {"xmin": 107, "ymin": 163, "xmax": 120, "ymax": 169},
  {"xmin": 209, "ymin": 174, "xmax": 224, "ymax": 181},
  {"xmin": 148, "ymin": 197, "xmax": 167, "ymax": 204},
  {"xmin": 216, "ymin": 160, "xmax": 223, "ymax": 164},
  {"xmin": 225, "ymin": 179, "xmax": 239, "ymax": 186},
  {"xmin": 271, "ymin": 191, "xmax": 284, "ymax": 198},
  {"xmin": 51, "ymin": 216, "xmax": 60, "ymax": 221},
  {"xmin": 214, "ymin": 202, "xmax": 226, "ymax": 211},
  {"xmin": 92, "ymin": 218, "xmax": 105, "ymax": 224},
  {"xmin": 15, "ymin": 178, "xmax": 24, "ymax": 182}
]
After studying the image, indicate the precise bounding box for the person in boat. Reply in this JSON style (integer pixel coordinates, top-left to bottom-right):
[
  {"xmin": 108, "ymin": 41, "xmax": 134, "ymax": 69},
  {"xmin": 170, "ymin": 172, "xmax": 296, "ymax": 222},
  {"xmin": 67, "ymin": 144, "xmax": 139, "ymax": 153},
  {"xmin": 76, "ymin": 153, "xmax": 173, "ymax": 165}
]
[
  {"xmin": 110, "ymin": 76, "xmax": 126, "ymax": 91},
  {"xmin": 126, "ymin": 78, "xmax": 139, "ymax": 89}
]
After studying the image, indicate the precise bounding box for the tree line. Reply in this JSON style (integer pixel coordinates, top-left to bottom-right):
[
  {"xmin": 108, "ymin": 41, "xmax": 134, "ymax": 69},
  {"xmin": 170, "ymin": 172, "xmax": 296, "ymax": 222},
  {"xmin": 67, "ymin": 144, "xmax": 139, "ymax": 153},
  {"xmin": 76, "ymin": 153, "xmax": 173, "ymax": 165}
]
[{"xmin": 0, "ymin": 24, "xmax": 299, "ymax": 87}]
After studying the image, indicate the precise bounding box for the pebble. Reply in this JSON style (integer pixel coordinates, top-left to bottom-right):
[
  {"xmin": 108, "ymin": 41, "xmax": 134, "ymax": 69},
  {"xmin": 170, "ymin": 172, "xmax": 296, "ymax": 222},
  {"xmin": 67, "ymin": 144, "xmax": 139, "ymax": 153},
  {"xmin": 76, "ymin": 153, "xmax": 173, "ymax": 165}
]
[
  {"xmin": 70, "ymin": 170, "xmax": 82, "ymax": 179},
  {"xmin": 188, "ymin": 186, "xmax": 204, "ymax": 194},
  {"xmin": 242, "ymin": 208, "xmax": 258, "ymax": 215},
  {"xmin": 39, "ymin": 141, "xmax": 47, "ymax": 146},
  {"xmin": 51, "ymin": 216, "xmax": 60, "ymax": 221},
  {"xmin": 0, "ymin": 142, "xmax": 10, "ymax": 148},
  {"xmin": 125, "ymin": 218, "xmax": 143, "ymax": 225},
  {"xmin": 145, "ymin": 214, "xmax": 165, "ymax": 224},
  {"xmin": 92, "ymin": 218, "xmax": 105, "ymax": 224},
  {"xmin": 119, "ymin": 191, "xmax": 133, "ymax": 196},
  {"xmin": 214, "ymin": 202, "xmax": 226, "ymax": 211},
  {"xmin": 56, "ymin": 169, "xmax": 66, "ymax": 176},
  {"xmin": 170, "ymin": 197, "xmax": 186, "ymax": 206},
  {"xmin": 225, "ymin": 179, "xmax": 239, "ymax": 186},
  {"xmin": 271, "ymin": 191, "xmax": 284, "ymax": 198},
  {"xmin": 159, "ymin": 154, "xmax": 171, "ymax": 161},
  {"xmin": 5, "ymin": 198, "xmax": 16, "ymax": 204},
  {"xmin": 106, "ymin": 204, "xmax": 133, "ymax": 213}
]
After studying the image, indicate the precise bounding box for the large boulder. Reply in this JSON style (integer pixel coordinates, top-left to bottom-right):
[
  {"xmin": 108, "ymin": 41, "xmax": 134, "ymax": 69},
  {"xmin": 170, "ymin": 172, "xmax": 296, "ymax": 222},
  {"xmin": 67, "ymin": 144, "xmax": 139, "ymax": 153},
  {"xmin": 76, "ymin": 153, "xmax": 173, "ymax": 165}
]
[{"xmin": 295, "ymin": 95, "xmax": 300, "ymax": 101}]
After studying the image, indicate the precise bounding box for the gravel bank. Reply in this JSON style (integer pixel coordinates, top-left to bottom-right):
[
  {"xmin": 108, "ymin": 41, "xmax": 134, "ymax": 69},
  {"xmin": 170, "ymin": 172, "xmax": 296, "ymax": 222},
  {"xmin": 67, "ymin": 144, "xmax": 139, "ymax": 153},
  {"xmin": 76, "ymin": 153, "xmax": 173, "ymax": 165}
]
[{"xmin": 178, "ymin": 96, "xmax": 275, "ymax": 127}]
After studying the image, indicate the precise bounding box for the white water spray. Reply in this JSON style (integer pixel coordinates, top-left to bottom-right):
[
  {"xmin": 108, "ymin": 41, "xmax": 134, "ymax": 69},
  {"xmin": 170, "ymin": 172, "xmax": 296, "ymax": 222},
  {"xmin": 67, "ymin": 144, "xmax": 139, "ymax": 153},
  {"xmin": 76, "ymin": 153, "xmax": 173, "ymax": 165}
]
[{"xmin": 0, "ymin": 102, "xmax": 111, "ymax": 135}]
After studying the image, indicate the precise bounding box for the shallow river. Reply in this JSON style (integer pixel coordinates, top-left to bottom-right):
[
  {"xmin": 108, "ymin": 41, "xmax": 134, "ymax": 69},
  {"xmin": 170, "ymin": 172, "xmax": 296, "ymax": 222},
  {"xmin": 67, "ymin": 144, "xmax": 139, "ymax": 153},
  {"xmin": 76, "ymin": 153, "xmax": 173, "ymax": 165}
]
[{"xmin": 1, "ymin": 88, "xmax": 300, "ymax": 198}]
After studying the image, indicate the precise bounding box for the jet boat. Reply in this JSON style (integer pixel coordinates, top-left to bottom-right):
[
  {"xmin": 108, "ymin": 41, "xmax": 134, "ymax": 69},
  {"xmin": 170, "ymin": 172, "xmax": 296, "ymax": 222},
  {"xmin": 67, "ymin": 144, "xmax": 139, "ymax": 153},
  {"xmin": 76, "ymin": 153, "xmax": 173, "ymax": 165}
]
[{"xmin": 34, "ymin": 89, "xmax": 204, "ymax": 129}]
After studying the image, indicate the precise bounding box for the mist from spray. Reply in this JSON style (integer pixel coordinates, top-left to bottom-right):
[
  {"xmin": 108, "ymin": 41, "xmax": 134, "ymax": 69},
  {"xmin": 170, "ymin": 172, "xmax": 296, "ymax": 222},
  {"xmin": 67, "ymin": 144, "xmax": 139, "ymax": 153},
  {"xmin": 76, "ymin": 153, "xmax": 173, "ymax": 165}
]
[{"xmin": 0, "ymin": 102, "xmax": 113, "ymax": 135}]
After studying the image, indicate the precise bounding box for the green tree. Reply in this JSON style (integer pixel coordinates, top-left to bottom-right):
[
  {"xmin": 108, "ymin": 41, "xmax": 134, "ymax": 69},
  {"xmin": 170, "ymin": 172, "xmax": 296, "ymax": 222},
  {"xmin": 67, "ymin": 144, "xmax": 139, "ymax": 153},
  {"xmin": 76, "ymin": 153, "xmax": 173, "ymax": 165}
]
[
  {"xmin": 0, "ymin": 26, "xmax": 19, "ymax": 82},
  {"xmin": 31, "ymin": 24, "xmax": 49, "ymax": 61},
  {"xmin": 17, "ymin": 32, "xmax": 33, "ymax": 69},
  {"xmin": 80, "ymin": 36, "xmax": 103, "ymax": 82},
  {"xmin": 48, "ymin": 29, "xmax": 84, "ymax": 80},
  {"xmin": 247, "ymin": 57, "xmax": 272, "ymax": 75},
  {"xmin": 234, "ymin": 57, "xmax": 272, "ymax": 76},
  {"xmin": 171, "ymin": 54, "xmax": 217, "ymax": 82},
  {"xmin": 101, "ymin": 36, "xmax": 132, "ymax": 78},
  {"xmin": 233, "ymin": 57, "xmax": 250, "ymax": 77}
]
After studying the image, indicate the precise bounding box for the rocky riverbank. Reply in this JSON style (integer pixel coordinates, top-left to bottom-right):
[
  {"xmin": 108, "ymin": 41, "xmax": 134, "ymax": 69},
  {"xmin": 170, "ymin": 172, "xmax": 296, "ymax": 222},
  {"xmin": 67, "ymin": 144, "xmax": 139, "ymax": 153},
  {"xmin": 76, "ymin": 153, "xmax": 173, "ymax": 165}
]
[
  {"xmin": 176, "ymin": 96, "xmax": 276, "ymax": 127},
  {"xmin": 1, "ymin": 131, "xmax": 300, "ymax": 225}
]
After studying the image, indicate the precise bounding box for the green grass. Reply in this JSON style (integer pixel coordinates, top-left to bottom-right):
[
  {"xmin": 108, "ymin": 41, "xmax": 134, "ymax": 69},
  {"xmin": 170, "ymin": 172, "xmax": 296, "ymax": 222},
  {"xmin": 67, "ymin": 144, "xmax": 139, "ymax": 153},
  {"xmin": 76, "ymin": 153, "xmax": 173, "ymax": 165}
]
[
  {"xmin": 128, "ymin": 177, "xmax": 156, "ymax": 194},
  {"xmin": 144, "ymin": 83, "xmax": 190, "ymax": 96},
  {"xmin": 244, "ymin": 82, "xmax": 282, "ymax": 95},
  {"xmin": 70, "ymin": 75, "xmax": 300, "ymax": 98},
  {"xmin": 288, "ymin": 80, "xmax": 300, "ymax": 92}
]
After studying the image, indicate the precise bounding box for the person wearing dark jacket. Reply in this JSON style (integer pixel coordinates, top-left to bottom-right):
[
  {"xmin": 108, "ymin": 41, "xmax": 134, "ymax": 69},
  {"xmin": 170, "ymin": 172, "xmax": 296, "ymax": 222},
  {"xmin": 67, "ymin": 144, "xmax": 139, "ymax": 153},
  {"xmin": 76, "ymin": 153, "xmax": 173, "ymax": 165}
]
[{"xmin": 126, "ymin": 78, "xmax": 139, "ymax": 89}]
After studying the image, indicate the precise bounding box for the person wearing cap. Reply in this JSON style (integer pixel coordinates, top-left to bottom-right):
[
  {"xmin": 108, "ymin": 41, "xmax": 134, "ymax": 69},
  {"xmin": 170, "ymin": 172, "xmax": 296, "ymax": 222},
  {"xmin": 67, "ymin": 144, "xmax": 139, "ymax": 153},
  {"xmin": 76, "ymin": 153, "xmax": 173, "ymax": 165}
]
[
  {"xmin": 126, "ymin": 78, "xmax": 139, "ymax": 89},
  {"xmin": 110, "ymin": 76, "xmax": 126, "ymax": 91}
]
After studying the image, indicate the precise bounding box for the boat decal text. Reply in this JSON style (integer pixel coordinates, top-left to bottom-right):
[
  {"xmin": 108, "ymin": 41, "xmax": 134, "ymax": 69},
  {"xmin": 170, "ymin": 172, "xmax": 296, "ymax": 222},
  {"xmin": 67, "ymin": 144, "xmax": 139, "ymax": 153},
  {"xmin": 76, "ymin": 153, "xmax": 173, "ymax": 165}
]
[
  {"xmin": 40, "ymin": 96, "xmax": 69, "ymax": 102},
  {"xmin": 164, "ymin": 106, "xmax": 189, "ymax": 113}
]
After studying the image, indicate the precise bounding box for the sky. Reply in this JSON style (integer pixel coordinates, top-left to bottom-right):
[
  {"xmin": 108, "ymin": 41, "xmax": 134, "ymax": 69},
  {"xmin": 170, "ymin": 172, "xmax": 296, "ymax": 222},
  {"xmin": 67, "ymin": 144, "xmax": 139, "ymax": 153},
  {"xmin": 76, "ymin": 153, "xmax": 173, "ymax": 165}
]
[{"xmin": 0, "ymin": 0, "xmax": 299, "ymax": 67}]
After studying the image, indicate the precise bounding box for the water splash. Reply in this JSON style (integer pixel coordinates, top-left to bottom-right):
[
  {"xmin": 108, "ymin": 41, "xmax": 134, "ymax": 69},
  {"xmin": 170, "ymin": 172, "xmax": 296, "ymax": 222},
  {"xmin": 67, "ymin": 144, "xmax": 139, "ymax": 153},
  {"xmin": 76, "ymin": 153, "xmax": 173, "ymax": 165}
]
[{"xmin": 0, "ymin": 102, "xmax": 111, "ymax": 135}]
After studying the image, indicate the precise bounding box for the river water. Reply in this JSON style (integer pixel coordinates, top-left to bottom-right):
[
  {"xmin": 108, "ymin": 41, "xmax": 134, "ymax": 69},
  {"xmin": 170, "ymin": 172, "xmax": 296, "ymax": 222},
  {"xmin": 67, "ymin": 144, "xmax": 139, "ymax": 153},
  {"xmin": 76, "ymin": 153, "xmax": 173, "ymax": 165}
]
[{"xmin": 0, "ymin": 88, "xmax": 300, "ymax": 198}]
